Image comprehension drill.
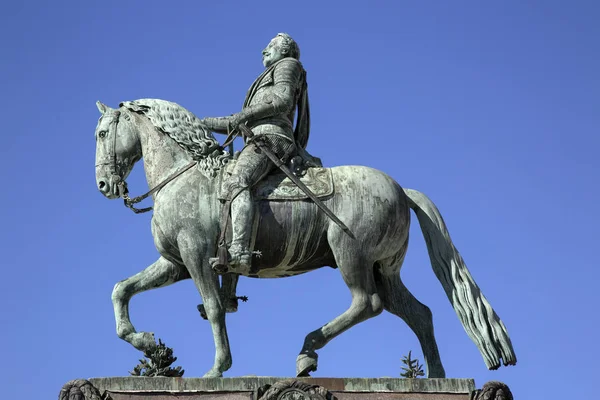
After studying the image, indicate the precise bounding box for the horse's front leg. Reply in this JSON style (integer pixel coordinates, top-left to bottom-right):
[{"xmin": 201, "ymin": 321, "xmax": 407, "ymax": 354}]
[
  {"xmin": 112, "ymin": 256, "xmax": 190, "ymax": 352},
  {"xmin": 222, "ymin": 274, "xmax": 240, "ymax": 313},
  {"xmin": 198, "ymin": 274, "xmax": 240, "ymax": 320},
  {"xmin": 179, "ymin": 233, "xmax": 232, "ymax": 377}
]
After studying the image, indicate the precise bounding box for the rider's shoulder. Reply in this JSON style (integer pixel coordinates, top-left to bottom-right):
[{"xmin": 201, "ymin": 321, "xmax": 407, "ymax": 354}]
[
  {"xmin": 274, "ymin": 57, "xmax": 303, "ymax": 71},
  {"xmin": 273, "ymin": 58, "xmax": 303, "ymax": 84}
]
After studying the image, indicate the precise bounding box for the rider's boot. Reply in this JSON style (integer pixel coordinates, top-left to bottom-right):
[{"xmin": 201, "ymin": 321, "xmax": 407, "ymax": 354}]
[{"xmin": 227, "ymin": 188, "xmax": 254, "ymax": 272}]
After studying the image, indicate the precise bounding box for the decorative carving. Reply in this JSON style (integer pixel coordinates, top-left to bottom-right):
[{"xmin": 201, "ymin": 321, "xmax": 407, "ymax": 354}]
[
  {"xmin": 219, "ymin": 163, "xmax": 334, "ymax": 201},
  {"xmin": 258, "ymin": 380, "xmax": 334, "ymax": 400},
  {"xmin": 471, "ymin": 381, "xmax": 513, "ymax": 400},
  {"xmin": 400, "ymin": 350, "xmax": 425, "ymax": 378},
  {"xmin": 59, "ymin": 379, "xmax": 103, "ymax": 400},
  {"xmin": 129, "ymin": 338, "xmax": 184, "ymax": 377}
]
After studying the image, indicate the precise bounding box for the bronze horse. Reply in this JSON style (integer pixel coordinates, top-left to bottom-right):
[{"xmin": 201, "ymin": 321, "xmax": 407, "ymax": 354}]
[{"xmin": 94, "ymin": 99, "xmax": 516, "ymax": 377}]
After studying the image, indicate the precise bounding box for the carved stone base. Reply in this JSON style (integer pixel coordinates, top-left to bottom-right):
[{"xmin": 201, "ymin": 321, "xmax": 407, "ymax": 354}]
[
  {"xmin": 59, "ymin": 380, "xmax": 103, "ymax": 400},
  {"xmin": 59, "ymin": 377, "xmax": 512, "ymax": 400}
]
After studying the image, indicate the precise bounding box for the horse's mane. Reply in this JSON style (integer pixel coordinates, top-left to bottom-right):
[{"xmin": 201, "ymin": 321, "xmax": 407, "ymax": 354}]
[{"xmin": 119, "ymin": 99, "xmax": 231, "ymax": 177}]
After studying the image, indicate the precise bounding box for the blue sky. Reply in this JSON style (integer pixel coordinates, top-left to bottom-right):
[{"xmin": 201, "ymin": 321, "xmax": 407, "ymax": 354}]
[{"xmin": 1, "ymin": 1, "xmax": 598, "ymax": 398}]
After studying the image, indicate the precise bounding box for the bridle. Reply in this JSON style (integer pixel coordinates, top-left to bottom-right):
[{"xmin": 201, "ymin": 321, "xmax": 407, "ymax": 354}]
[{"xmin": 96, "ymin": 110, "xmax": 196, "ymax": 214}]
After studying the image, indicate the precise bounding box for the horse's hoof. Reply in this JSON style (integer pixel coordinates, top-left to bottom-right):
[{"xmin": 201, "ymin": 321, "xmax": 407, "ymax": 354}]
[
  {"xmin": 427, "ymin": 367, "xmax": 446, "ymax": 379},
  {"xmin": 128, "ymin": 332, "xmax": 156, "ymax": 352},
  {"xmin": 203, "ymin": 368, "xmax": 223, "ymax": 378},
  {"xmin": 296, "ymin": 352, "xmax": 318, "ymax": 377}
]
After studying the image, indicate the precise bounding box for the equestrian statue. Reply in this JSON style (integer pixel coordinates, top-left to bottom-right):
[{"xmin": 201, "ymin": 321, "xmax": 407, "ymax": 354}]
[{"xmin": 94, "ymin": 33, "xmax": 517, "ymax": 378}]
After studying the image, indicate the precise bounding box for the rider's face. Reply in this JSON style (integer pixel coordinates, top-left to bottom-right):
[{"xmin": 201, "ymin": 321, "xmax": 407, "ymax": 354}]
[{"xmin": 262, "ymin": 37, "xmax": 285, "ymax": 68}]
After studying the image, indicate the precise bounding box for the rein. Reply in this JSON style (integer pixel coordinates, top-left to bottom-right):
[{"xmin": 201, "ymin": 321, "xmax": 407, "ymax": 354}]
[
  {"xmin": 103, "ymin": 110, "xmax": 198, "ymax": 214},
  {"xmin": 118, "ymin": 161, "xmax": 197, "ymax": 214}
]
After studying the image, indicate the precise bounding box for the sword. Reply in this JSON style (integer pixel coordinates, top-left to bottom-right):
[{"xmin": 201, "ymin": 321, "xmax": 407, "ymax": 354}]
[{"xmin": 237, "ymin": 124, "xmax": 355, "ymax": 240}]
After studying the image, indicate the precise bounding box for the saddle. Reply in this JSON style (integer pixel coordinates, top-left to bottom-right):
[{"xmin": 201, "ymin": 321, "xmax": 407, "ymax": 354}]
[{"xmin": 216, "ymin": 159, "xmax": 334, "ymax": 201}]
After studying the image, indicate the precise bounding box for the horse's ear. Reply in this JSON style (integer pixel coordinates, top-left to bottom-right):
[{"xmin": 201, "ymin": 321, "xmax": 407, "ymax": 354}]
[{"xmin": 96, "ymin": 101, "xmax": 109, "ymax": 114}]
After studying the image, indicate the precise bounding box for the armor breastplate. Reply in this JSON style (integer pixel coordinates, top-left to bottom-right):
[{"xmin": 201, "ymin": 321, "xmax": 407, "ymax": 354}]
[
  {"xmin": 248, "ymin": 86, "xmax": 296, "ymax": 139},
  {"xmin": 244, "ymin": 59, "xmax": 303, "ymax": 141}
]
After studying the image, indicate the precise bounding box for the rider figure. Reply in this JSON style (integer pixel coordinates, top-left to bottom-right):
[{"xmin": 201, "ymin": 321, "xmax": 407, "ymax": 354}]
[{"xmin": 201, "ymin": 33, "xmax": 317, "ymax": 271}]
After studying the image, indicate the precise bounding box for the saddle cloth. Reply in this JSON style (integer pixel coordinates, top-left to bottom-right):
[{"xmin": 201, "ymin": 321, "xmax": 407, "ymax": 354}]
[{"xmin": 217, "ymin": 160, "xmax": 334, "ymax": 201}]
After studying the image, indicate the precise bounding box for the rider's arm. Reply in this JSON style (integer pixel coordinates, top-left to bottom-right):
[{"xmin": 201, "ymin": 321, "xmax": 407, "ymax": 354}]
[
  {"xmin": 200, "ymin": 116, "xmax": 232, "ymax": 135},
  {"xmin": 201, "ymin": 59, "xmax": 303, "ymax": 133}
]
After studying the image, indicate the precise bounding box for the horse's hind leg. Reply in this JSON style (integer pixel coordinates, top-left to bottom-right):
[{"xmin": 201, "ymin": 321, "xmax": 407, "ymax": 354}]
[
  {"xmin": 296, "ymin": 243, "xmax": 383, "ymax": 376},
  {"xmin": 112, "ymin": 256, "xmax": 190, "ymax": 352},
  {"xmin": 377, "ymin": 269, "xmax": 446, "ymax": 378}
]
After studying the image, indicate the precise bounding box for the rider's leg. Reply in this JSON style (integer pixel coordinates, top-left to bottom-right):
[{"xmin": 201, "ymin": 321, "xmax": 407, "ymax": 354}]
[
  {"xmin": 228, "ymin": 189, "xmax": 254, "ymax": 267},
  {"xmin": 226, "ymin": 137, "xmax": 297, "ymax": 270},
  {"xmin": 227, "ymin": 143, "xmax": 272, "ymax": 269}
]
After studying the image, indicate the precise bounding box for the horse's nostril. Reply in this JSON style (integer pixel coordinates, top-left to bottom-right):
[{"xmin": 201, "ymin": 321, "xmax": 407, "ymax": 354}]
[{"xmin": 99, "ymin": 181, "xmax": 106, "ymax": 190}]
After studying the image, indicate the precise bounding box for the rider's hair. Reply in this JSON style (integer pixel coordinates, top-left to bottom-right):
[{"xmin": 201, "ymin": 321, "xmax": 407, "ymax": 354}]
[{"xmin": 276, "ymin": 33, "xmax": 300, "ymax": 60}]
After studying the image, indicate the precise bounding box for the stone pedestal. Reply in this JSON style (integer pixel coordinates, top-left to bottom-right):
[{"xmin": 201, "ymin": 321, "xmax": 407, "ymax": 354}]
[{"xmin": 59, "ymin": 377, "xmax": 505, "ymax": 400}]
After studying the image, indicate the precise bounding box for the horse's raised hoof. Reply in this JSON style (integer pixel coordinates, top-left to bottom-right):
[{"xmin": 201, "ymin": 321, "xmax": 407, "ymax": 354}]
[
  {"xmin": 128, "ymin": 332, "xmax": 156, "ymax": 352},
  {"xmin": 296, "ymin": 352, "xmax": 318, "ymax": 377}
]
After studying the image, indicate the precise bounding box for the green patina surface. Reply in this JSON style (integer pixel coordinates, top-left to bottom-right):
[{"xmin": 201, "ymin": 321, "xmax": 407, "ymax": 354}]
[{"xmin": 89, "ymin": 377, "xmax": 475, "ymax": 393}]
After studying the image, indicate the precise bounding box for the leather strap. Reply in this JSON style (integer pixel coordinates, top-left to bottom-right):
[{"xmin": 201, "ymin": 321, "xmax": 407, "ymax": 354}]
[{"xmin": 119, "ymin": 161, "xmax": 197, "ymax": 214}]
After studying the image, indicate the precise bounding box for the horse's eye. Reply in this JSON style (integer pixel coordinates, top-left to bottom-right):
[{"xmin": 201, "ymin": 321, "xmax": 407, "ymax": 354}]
[{"xmin": 99, "ymin": 131, "xmax": 107, "ymax": 139}]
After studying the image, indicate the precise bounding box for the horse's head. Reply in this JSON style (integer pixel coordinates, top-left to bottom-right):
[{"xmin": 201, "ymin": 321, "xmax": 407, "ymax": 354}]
[{"xmin": 95, "ymin": 101, "xmax": 142, "ymax": 199}]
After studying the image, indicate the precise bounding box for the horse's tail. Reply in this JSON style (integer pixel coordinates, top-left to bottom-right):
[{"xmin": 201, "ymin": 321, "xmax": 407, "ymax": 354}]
[{"xmin": 402, "ymin": 188, "xmax": 517, "ymax": 369}]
